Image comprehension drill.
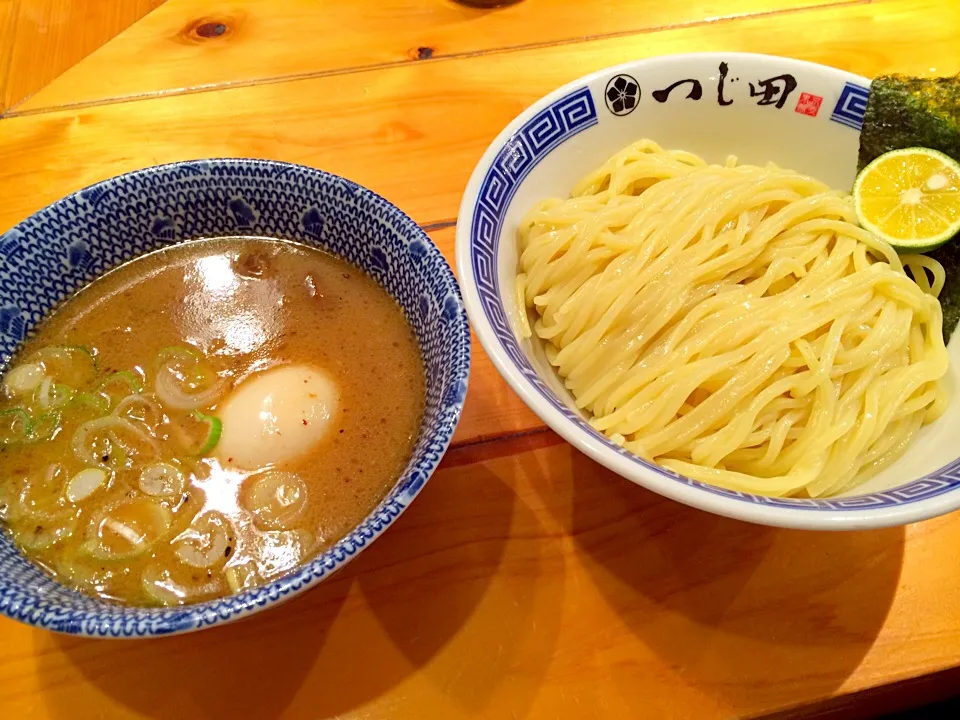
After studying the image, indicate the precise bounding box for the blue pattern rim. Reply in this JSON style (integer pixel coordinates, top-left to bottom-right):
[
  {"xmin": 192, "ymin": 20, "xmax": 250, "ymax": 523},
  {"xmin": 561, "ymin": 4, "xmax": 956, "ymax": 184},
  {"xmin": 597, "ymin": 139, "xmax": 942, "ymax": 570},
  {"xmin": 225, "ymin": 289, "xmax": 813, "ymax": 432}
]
[
  {"xmin": 464, "ymin": 75, "xmax": 960, "ymax": 514},
  {"xmin": 0, "ymin": 158, "xmax": 471, "ymax": 636}
]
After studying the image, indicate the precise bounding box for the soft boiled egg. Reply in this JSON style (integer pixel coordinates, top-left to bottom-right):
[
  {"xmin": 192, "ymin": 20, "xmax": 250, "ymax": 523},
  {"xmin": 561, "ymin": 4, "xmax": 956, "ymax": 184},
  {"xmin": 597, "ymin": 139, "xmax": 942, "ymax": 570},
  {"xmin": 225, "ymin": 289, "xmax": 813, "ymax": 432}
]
[{"xmin": 216, "ymin": 365, "xmax": 339, "ymax": 469}]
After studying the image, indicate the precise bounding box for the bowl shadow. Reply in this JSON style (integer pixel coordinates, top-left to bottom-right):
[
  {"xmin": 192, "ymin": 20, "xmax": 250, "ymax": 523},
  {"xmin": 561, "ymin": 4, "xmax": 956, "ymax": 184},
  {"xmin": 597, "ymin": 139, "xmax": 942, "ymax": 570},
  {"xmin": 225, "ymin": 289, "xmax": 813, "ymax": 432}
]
[
  {"xmin": 554, "ymin": 448, "xmax": 905, "ymax": 716},
  {"xmin": 355, "ymin": 455, "xmax": 562, "ymax": 717},
  {"xmin": 39, "ymin": 570, "xmax": 353, "ymax": 720},
  {"xmin": 38, "ymin": 464, "xmax": 528, "ymax": 720}
]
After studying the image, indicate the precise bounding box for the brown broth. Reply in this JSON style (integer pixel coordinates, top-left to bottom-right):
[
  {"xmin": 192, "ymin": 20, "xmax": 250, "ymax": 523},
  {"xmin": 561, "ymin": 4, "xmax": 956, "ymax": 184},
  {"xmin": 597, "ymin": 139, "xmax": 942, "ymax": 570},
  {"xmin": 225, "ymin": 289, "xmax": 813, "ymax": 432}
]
[{"xmin": 0, "ymin": 238, "xmax": 425, "ymax": 605}]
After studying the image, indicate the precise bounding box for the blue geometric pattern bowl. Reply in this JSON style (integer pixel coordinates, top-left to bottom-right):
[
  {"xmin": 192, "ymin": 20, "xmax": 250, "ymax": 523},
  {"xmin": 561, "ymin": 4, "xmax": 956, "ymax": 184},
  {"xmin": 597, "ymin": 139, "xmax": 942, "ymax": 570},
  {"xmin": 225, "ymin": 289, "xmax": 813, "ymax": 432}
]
[{"xmin": 0, "ymin": 159, "xmax": 471, "ymax": 637}]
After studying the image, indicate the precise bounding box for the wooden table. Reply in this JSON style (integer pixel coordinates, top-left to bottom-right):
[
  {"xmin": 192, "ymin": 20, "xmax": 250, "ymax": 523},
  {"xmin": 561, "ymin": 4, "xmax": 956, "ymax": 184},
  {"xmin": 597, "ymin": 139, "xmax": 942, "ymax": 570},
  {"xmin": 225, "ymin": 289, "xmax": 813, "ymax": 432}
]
[{"xmin": 1, "ymin": 1, "xmax": 959, "ymax": 718}]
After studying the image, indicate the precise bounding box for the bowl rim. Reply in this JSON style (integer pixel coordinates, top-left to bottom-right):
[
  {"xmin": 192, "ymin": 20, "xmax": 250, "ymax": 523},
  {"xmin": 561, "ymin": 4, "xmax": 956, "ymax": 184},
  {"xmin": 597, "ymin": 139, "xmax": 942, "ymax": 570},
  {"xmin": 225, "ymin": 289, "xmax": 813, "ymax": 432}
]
[
  {"xmin": 455, "ymin": 51, "xmax": 960, "ymax": 530},
  {"xmin": 0, "ymin": 158, "xmax": 471, "ymax": 636}
]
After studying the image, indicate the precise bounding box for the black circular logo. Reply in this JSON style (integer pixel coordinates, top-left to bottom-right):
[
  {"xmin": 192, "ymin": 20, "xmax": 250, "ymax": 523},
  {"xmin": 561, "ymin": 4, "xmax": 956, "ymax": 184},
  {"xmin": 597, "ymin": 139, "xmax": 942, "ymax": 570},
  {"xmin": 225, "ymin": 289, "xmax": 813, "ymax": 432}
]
[{"xmin": 604, "ymin": 74, "xmax": 640, "ymax": 116}]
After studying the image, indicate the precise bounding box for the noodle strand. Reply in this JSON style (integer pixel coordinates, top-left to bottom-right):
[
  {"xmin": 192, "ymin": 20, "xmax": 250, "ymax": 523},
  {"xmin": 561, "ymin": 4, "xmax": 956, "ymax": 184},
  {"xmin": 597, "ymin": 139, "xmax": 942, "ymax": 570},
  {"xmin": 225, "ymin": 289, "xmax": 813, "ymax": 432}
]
[{"xmin": 517, "ymin": 140, "xmax": 950, "ymax": 498}]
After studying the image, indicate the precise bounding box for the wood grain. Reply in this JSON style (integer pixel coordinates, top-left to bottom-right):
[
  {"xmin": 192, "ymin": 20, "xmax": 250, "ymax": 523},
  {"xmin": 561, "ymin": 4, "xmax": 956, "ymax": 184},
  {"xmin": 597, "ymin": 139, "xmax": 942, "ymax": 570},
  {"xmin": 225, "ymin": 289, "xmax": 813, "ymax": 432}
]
[
  {"xmin": 2, "ymin": 0, "xmax": 164, "ymax": 112},
  {"xmin": 0, "ymin": 1, "xmax": 16, "ymax": 107},
  {"xmin": 0, "ymin": 0, "xmax": 955, "ymax": 452},
  {"xmin": 0, "ymin": 0, "xmax": 956, "ymax": 232},
  {"xmin": 12, "ymin": 0, "xmax": 863, "ymax": 113},
  {"xmin": 1, "ymin": 439, "xmax": 959, "ymax": 719},
  {"xmin": 1, "ymin": 2, "xmax": 960, "ymax": 717}
]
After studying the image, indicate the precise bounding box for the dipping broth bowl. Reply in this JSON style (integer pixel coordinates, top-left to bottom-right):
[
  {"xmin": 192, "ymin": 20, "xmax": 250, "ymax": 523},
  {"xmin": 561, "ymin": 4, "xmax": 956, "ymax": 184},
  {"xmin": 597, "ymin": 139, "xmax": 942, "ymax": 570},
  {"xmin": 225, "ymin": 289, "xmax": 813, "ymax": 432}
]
[{"xmin": 0, "ymin": 160, "xmax": 470, "ymax": 636}]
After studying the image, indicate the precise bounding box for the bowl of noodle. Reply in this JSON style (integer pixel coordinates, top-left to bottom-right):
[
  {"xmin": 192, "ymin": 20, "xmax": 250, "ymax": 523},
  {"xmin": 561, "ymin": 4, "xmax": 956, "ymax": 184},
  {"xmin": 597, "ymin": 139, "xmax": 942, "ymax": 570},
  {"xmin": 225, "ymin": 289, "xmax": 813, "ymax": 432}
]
[{"xmin": 455, "ymin": 53, "xmax": 959, "ymax": 529}]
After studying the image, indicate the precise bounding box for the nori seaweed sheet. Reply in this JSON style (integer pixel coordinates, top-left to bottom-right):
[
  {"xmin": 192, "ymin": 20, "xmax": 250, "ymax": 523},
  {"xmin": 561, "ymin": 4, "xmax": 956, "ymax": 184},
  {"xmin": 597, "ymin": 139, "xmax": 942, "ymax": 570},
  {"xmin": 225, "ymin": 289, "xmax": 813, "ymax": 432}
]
[
  {"xmin": 858, "ymin": 73, "xmax": 960, "ymax": 342},
  {"xmin": 858, "ymin": 74, "xmax": 960, "ymax": 172},
  {"xmin": 928, "ymin": 241, "xmax": 960, "ymax": 344}
]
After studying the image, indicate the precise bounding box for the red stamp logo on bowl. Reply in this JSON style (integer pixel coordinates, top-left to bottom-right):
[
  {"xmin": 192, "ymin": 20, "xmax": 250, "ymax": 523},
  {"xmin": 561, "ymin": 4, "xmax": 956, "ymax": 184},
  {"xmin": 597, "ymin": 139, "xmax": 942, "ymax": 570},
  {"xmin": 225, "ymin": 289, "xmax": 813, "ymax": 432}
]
[{"xmin": 795, "ymin": 92, "xmax": 823, "ymax": 117}]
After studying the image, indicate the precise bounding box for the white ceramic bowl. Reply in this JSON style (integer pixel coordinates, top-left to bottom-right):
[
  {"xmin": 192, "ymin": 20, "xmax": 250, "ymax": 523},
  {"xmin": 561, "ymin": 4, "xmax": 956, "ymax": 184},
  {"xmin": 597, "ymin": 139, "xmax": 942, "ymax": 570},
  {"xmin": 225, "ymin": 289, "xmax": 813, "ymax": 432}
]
[{"xmin": 456, "ymin": 52, "xmax": 960, "ymax": 530}]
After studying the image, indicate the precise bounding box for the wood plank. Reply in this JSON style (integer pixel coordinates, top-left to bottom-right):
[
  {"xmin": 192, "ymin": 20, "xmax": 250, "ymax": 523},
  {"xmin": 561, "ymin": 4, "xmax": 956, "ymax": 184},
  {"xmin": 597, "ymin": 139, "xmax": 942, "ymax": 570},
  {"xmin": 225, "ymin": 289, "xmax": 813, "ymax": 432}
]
[
  {"xmin": 0, "ymin": 1, "xmax": 17, "ymax": 108},
  {"xmin": 2, "ymin": 0, "xmax": 164, "ymax": 112},
  {"xmin": 0, "ymin": 439, "xmax": 959, "ymax": 719},
  {"xmin": 0, "ymin": 3, "xmax": 14, "ymax": 111},
  {"xmin": 0, "ymin": 0, "xmax": 957, "ymax": 451},
  {"xmin": 0, "ymin": 0, "xmax": 956, "ymax": 229},
  {"xmin": 13, "ymin": 0, "xmax": 862, "ymax": 113}
]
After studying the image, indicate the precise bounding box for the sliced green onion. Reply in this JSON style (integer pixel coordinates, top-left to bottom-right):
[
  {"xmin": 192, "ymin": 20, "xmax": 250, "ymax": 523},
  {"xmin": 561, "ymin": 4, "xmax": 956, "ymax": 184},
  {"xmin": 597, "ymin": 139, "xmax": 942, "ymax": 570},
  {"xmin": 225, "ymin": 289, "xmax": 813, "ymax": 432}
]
[
  {"xmin": 158, "ymin": 345, "xmax": 208, "ymax": 385},
  {"xmin": 141, "ymin": 564, "xmax": 188, "ymax": 606},
  {"xmin": 139, "ymin": 462, "xmax": 185, "ymax": 497},
  {"xmin": 32, "ymin": 345, "xmax": 97, "ymax": 386},
  {"xmin": 28, "ymin": 411, "xmax": 62, "ymax": 442},
  {"xmin": 154, "ymin": 345, "xmax": 226, "ymax": 411},
  {"xmin": 0, "ymin": 409, "xmax": 60, "ymax": 445},
  {"xmin": 70, "ymin": 391, "xmax": 110, "ymax": 415},
  {"xmin": 65, "ymin": 468, "xmax": 108, "ymax": 503},
  {"xmin": 255, "ymin": 529, "xmax": 312, "ymax": 580},
  {"xmin": 112, "ymin": 394, "xmax": 164, "ymax": 429},
  {"xmin": 53, "ymin": 384, "xmax": 75, "ymax": 407},
  {"xmin": 0, "ymin": 408, "xmax": 31, "ymax": 444},
  {"xmin": 109, "ymin": 440, "xmax": 129, "ymax": 467},
  {"xmin": 225, "ymin": 560, "xmax": 259, "ymax": 593},
  {"xmin": 36, "ymin": 377, "xmax": 52, "ymax": 408},
  {"xmin": 81, "ymin": 500, "xmax": 172, "ymax": 561},
  {"xmin": 191, "ymin": 410, "xmax": 222, "ymax": 455},
  {"xmin": 241, "ymin": 471, "xmax": 307, "ymax": 531},
  {"xmin": 155, "ymin": 370, "xmax": 226, "ymax": 410},
  {"xmin": 71, "ymin": 416, "xmax": 159, "ymax": 466},
  {"xmin": 15, "ymin": 464, "xmax": 70, "ymax": 520},
  {"xmin": 2, "ymin": 363, "xmax": 46, "ymax": 396},
  {"xmin": 98, "ymin": 370, "xmax": 143, "ymax": 398},
  {"xmin": 36, "ymin": 378, "xmax": 75, "ymax": 409},
  {"xmin": 141, "ymin": 564, "xmax": 220, "ymax": 606},
  {"xmin": 173, "ymin": 511, "xmax": 232, "ymax": 568},
  {"xmin": 34, "ymin": 344, "xmax": 95, "ymax": 363}
]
